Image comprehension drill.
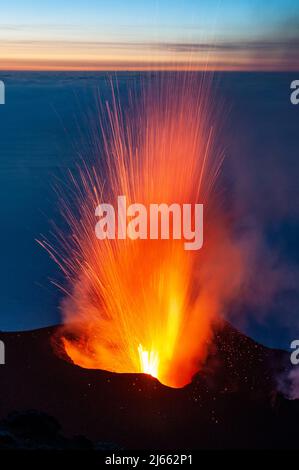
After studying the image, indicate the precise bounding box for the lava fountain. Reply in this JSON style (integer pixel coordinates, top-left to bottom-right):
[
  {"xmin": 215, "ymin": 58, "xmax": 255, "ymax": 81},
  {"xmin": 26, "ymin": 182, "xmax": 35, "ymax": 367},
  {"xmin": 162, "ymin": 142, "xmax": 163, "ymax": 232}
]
[{"xmin": 41, "ymin": 73, "xmax": 247, "ymax": 388}]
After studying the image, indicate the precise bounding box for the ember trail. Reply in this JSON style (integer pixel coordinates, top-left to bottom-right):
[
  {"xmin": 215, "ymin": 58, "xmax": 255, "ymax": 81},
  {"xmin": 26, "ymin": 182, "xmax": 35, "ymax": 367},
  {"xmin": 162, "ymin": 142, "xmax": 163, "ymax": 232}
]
[{"xmin": 41, "ymin": 74, "xmax": 247, "ymax": 388}]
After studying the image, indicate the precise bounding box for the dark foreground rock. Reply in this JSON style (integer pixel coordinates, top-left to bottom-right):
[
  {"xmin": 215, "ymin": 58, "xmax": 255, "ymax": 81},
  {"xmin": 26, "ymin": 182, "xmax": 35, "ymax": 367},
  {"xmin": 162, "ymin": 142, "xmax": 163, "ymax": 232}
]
[
  {"xmin": 0, "ymin": 322, "xmax": 298, "ymax": 449},
  {"xmin": 0, "ymin": 410, "xmax": 119, "ymax": 450}
]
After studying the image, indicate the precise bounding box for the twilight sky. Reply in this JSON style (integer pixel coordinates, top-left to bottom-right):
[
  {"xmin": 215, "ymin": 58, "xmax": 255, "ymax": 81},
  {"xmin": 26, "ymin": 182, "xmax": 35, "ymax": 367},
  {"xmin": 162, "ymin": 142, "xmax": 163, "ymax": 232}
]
[{"xmin": 0, "ymin": 0, "xmax": 299, "ymax": 70}]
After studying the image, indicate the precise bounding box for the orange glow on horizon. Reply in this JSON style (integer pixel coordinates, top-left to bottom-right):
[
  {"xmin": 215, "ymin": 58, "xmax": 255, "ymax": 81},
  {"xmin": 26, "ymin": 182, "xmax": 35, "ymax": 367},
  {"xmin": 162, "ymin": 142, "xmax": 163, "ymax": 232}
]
[
  {"xmin": 1, "ymin": 41, "xmax": 298, "ymax": 71},
  {"xmin": 1, "ymin": 61, "xmax": 297, "ymax": 72}
]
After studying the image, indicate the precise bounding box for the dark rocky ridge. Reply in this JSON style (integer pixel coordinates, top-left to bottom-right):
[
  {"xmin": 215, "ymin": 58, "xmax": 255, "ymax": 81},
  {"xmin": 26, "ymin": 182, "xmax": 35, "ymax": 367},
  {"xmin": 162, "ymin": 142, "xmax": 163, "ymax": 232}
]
[{"xmin": 0, "ymin": 322, "xmax": 298, "ymax": 449}]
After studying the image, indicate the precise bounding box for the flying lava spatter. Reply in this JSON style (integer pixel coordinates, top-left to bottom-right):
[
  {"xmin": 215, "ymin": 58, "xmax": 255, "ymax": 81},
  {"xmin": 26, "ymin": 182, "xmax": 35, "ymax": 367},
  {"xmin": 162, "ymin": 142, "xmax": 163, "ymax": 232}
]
[{"xmin": 41, "ymin": 73, "xmax": 247, "ymax": 388}]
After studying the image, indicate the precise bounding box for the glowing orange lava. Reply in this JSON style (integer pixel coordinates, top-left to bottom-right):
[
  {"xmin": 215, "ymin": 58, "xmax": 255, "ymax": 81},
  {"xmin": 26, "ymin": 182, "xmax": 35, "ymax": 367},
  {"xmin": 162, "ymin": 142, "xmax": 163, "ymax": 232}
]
[{"xmin": 42, "ymin": 74, "xmax": 247, "ymax": 388}]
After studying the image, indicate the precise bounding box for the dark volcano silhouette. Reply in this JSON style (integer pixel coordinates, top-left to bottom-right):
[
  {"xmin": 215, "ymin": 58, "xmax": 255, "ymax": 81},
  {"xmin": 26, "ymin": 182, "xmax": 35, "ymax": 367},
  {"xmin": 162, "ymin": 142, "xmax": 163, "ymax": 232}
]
[{"xmin": 0, "ymin": 321, "xmax": 298, "ymax": 449}]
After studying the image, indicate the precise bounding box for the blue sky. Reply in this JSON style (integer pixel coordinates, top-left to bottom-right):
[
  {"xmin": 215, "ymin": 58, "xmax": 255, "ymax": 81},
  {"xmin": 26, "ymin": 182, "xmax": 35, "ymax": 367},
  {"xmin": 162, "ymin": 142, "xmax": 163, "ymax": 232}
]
[
  {"xmin": 2, "ymin": 0, "xmax": 298, "ymax": 39},
  {"xmin": 0, "ymin": 1, "xmax": 299, "ymax": 70}
]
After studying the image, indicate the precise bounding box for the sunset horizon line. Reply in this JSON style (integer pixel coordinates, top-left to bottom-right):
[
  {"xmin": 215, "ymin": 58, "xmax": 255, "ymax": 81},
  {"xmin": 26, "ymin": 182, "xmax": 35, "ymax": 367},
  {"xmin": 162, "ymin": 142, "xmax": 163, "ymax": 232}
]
[{"xmin": 1, "ymin": 62, "xmax": 298, "ymax": 72}]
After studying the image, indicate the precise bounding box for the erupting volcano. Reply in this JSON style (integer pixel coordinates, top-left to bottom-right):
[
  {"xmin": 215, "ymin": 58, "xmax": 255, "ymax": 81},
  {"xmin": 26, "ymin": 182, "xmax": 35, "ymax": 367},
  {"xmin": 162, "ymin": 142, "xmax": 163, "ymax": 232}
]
[{"xmin": 41, "ymin": 74, "xmax": 247, "ymax": 388}]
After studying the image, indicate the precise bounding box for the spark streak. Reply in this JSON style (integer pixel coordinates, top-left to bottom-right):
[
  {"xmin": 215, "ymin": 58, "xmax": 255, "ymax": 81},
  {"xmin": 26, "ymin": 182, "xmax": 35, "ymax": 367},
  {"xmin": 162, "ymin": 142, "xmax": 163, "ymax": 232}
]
[{"xmin": 43, "ymin": 73, "xmax": 247, "ymax": 388}]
